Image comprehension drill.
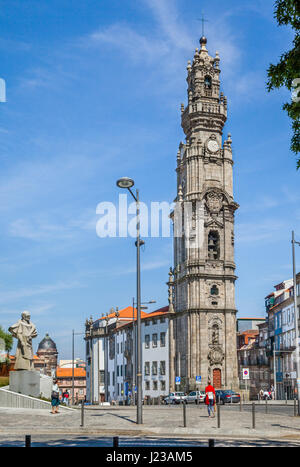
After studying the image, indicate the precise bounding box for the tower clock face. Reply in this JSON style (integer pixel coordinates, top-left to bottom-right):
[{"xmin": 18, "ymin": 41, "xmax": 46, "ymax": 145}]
[{"xmin": 207, "ymin": 140, "xmax": 219, "ymax": 153}]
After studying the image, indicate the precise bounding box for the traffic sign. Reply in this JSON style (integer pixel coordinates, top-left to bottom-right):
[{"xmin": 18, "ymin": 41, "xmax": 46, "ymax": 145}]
[
  {"xmin": 196, "ymin": 376, "xmax": 201, "ymax": 384},
  {"xmin": 242, "ymin": 368, "xmax": 250, "ymax": 380},
  {"xmin": 175, "ymin": 376, "xmax": 181, "ymax": 385}
]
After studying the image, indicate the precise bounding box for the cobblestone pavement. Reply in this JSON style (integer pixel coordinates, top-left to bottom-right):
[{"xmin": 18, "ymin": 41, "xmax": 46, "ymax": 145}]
[{"xmin": 1, "ymin": 404, "xmax": 300, "ymax": 443}]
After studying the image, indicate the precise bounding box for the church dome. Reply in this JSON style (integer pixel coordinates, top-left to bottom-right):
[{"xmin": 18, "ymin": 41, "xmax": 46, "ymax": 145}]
[{"xmin": 37, "ymin": 333, "xmax": 57, "ymax": 352}]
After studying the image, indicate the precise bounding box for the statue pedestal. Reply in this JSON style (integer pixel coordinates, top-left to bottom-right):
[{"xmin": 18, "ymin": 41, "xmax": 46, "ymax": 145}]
[{"xmin": 9, "ymin": 370, "xmax": 41, "ymax": 398}]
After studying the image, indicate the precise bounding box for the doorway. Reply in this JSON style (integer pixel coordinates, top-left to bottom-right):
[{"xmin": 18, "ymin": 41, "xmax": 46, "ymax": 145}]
[{"xmin": 213, "ymin": 369, "xmax": 221, "ymax": 389}]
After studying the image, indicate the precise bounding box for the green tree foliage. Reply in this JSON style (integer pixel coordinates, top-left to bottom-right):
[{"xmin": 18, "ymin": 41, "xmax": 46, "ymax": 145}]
[
  {"xmin": 0, "ymin": 325, "xmax": 13, "ymax": 352},
  {"xmin": 267, "ymin": 0, "xmax": 300, "ymax": 168}
]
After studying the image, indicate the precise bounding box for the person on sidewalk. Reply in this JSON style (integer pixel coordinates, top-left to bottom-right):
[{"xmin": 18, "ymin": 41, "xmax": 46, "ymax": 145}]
[
  {"xmin": 205, "ymin": 381, "xmax": 216, "ymax": 418},
  {"xmin": 271, "ymin": 385, "xmax": 275, "ymax": 400},
  {"xmin": 51, "ymin": 379, "xmax": 60, "ymax": 414}
]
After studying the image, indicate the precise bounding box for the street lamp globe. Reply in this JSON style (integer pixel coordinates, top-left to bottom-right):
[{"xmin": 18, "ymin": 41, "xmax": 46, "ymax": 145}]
[{"xmin": 116, "ymin": 177, "xmax": 134, "ymax": 189}]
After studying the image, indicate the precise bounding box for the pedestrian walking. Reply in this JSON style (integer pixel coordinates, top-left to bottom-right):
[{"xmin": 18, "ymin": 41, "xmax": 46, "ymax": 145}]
[
  {"xmin": 205, "ymin": 381, "xmax": 216, "ymax": 418},
  {"xmin": 259, "ymin": 388, "xmax": 264, "ymax": 400},
  {"xmin": 271, "ymin": 385, "xmax": 275, "ymax": 400},
  {"xmin": 62, "ymin": 390, "xmax": 69, "ymax": 405},
  {"xmin": 51, "ymin": 379, "xmax": 60, "ymax": 414}
]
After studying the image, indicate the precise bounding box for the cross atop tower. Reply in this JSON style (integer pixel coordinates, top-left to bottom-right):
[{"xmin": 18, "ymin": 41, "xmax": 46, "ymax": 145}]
[{"xmin": 198, "ymin": 13, "xmax": 208, "ymax": 38}]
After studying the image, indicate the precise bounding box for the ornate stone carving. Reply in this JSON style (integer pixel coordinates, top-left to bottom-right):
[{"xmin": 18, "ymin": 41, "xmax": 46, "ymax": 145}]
[
  {"xmin": 167, "ymin": 267, "xmax": 175, "ymax": 313},
  {"xmin": 208, "ymin": 346, "xmax": 225, "ymax": 365},
  {"xmin": 206, "ymin": 191, "xmax": 223, "ymax": 215}
]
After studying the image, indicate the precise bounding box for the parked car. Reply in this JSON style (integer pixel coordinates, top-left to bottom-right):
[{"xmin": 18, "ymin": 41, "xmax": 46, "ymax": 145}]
[
  {"xmin": 185, "ymin": 391, "xmax": 206, "ymax": 404},
  {"xmin": 164, "ymin": 392, "xmax": 187, "ymax": 404},
  {"xmin": 215, "ymin": 390, "xmax": 241, "ymax": 405}
]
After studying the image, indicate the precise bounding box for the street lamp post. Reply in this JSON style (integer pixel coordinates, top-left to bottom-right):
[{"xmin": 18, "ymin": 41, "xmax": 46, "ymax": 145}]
[
  {"xmin": 117, "ymin": 177, "xmax": 143, "ymax": 424},
  {"xmin": 292, "ymin": 231, "xmax": 300, "ymax": 414}
]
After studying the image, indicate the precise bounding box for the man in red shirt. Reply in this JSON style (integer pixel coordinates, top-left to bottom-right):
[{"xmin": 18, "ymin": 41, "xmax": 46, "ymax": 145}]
[{"xmin": 205, "ymin": 381, "xmax": 216, "ymax": 418}]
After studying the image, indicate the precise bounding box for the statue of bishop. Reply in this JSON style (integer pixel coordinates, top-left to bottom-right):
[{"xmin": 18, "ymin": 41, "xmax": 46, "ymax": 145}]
[{"xmin": 9, "ymin": 311, "xmax": 37, "ymax": 370}]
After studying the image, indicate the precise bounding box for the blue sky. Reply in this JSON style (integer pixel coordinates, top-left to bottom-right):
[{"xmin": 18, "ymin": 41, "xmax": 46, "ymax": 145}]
[{"xmin": 0, "ymin": 0, "xmax": 298, "ymax": 360}]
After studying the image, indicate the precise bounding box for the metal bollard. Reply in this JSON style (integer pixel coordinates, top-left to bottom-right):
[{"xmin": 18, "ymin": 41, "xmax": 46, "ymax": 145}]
[
  {"xmin": 217, "ymin": 403, "xmax": 221, "ymax": 428},
  {"xmin": 25, "ymin": 435, "xmax": 31, "ymax": 447},
  {"xmin": 208, "ymin": 439, "xmax": 215, "ymax": 448},
  {"xmin": 252, "ymin": 403, "xmax": 256, "ymax": 429},
  {"xmin": 183, "ymin": 401, "xmax": 187, "ymax": 427},
  {"xmin": 294, "ymin": 398, "xmax": 297, "ymax": 417},
  {"xmin": 240, "ymin": 396, "xmax": 242, "ymax": 412},
  {"xmin": 80, "ymin": 399, "xmax": 84, "ymax": 427},
  {"xmin": 113, "ymin": 436, "xmax": 119, "ymax": 447},
  {"xmin": 265, "ymin": 398, "xmax": 268, "ymax": 414}
]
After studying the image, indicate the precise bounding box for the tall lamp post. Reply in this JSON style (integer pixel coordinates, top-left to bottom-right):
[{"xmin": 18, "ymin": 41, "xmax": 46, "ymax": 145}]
[
  {"xmin": 292, "ymin": 231, "xmax": 300, "ymax": 414},
  {"xmin": 117, "ymin": 177, "xmax": 143, "ymax": 424}
]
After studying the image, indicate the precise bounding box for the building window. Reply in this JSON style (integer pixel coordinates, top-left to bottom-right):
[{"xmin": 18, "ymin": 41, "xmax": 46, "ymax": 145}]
[
  {"xmin": 204, "ymin": 76, "xmax": 212, "ymax": 89},
  {"xmin": 145, "ymin": 381, "xmax": 150, "ymax": 391},
  {"xmin": 145, "ymin": 335, "xmax": 150, "ymax": 349},
  {"xmin": 152, "ymin": 361, "xmax": 158, "ymax": 375},
  {"xmin": 152, "ymin": 334, "xmax": 158, "ymax": 348},
  {"xmin": 144, "ymin": 362, "xmax": 150, "ymax": 376},
  {"xmin": 117, "ymin": 366, "xmax": 119, "ymax": 377},
  {"xmin": 160, "ymin": 317, "xmax": 165, "ymax": 323},
  {"xmin": 153, "ymin": 319, "xmax": 157, "ymax": 325},
  {"xmin": 160, "ymin": 332, "xmax": 166, "ymax": 347},
  {"xmin": 145, "ymin": 320, "xmax": 150, "ymax": 326},
  {"xmin": 153, "ymin": 381, "xmax": 158, "ymax": 391},
  {"xmin": 160, "ymin": 380, "xmax": 166, "ymax": 391},
  {"xmin": 160, "ymin": 361, "xmax": 166, "ymax": 376},
  {"xmin": 99, "ymin": 370, "xmax": 105, "ymax": 384},
  {"xmin": 210, "ymin": 285, "xmax": 219, "ymax": 296}
]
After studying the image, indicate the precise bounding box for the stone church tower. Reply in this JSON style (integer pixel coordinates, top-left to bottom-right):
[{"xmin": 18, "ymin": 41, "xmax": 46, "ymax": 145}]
[{"xmin": 169, "ymin": 36, "xmax": 239, "ymax": 392}]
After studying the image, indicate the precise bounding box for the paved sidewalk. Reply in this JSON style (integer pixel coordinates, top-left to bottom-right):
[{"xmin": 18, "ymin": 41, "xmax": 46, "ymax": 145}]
[{"xmin": 1, "ymin": 405, "xmax": 300, "ymax": 441}]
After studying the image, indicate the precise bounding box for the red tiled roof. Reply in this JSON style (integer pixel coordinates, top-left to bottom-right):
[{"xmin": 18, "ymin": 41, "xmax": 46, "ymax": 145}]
[
  {"xmin": 96, "ymin": 306, "xmax": 149, "ymax": 322},
  {"xmin": 145, "ymin": 306, "xmax": 169, "ymax": 318}
]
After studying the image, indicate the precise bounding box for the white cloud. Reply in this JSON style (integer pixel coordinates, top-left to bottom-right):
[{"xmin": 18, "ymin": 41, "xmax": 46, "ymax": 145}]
[
  {"xmin": 0, "ymin": 281, "xmax": 83, "ymax": 305},
  {"xmin": 236, "ymin": 219, "xmax": 285, "ymax": 244}
]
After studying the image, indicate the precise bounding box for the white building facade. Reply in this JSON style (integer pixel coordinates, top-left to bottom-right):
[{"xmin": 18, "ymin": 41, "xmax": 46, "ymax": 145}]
[{"xmin": 85, "ymin": 306, "xmax": 170, "ymax": 404}]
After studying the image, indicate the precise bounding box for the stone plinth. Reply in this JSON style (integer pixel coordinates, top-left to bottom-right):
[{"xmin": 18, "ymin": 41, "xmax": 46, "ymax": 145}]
[
  {"xmin": 9, "ymin": 370, "xmax": 41, "ymax": 398},
  {"xmin": 39, "ymin": 373, "xmax": 52, "ymax": 399}
]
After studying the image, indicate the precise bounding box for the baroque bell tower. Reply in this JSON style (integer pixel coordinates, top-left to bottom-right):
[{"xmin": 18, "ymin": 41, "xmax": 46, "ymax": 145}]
[{"xmin": 169, "ymin": 36, "xmax": 239, "ymax": 392}]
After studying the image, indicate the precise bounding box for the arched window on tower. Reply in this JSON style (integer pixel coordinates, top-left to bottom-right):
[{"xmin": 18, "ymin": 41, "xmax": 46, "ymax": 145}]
[
  {"xmin": 210, "ymin": 285, "xmax": 219, "ymax": 296},
  {"xmin": 204, "ymin": 76, "xmax": 212, "ymax": 89},
  {"xmin": 208, "ymin": 230, "xmax": 220, "ymax": 260}
]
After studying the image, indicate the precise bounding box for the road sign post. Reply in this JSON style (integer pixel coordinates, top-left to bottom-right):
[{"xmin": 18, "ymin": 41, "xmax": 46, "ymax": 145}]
[
  {"xmin": 242, "ymin": 368, "xmax": 250, "ymax": 401},
  {"xmin": 196, "ymin": 376, "xmax": 201, "ymax": 405}
]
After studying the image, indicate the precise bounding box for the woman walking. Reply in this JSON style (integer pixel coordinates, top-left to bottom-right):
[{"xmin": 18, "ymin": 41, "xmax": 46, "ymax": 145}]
[
  {"xmin": 205, "ymin": 381, "xmax": 216, "ymax": 418},
  {"xmin": 51, "ymin": 379, "xmax": 60, "ymax": 414}
]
